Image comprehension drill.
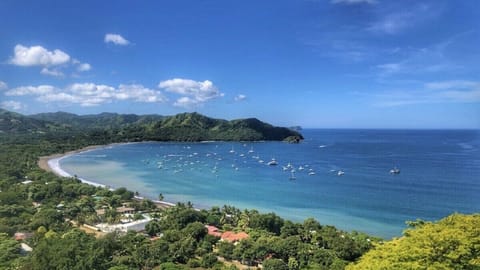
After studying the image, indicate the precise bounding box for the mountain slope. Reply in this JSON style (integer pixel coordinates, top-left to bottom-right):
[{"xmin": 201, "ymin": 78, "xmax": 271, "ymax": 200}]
[
  {"xmin": 5, "ymin": 110, "xmax": 303, "ymax": 141},
  {"xmin": 0, "ymin": 109, "xmax": 68, "ymax": 134}
]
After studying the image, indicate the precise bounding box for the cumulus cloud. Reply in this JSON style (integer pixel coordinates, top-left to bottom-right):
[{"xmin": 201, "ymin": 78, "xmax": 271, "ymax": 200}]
[
  {"xmin": 5, "ymin": 83, "xmax": 166, "ymax": 107},
  {"xmin": 0, "ymin": 81, "xmax": 7, "ymax": 90},
  {"xmin": 5, "ymin": 85, "xmax": 57, "ymax": 96},
  {"xmin": 41, "ymin": 67, "xmax": 64, "ymax": 77},
  {"xmin": 9, "ymin": 44, "xmax": 70, "ymax": 66},
  {"xmin": 158, "ymin": 78, "xmax": 224, "ymax": 108},
  {"xmin": 117, "ymin": 84, "xmax": 167, "ymax": 103},
  {"xmin": 8, "ymin": 44, "xmax": 92, "ymax": 77},
  {"xmin": 234, "ymin": 94, "xmax": 247, "ymax": 102},
  {"xmin": 104, "ymin": 33, "xmax": 130, "ymax": 45},
  {"xmin": 1, "ymin": 100, "xmax": 25, "ymax": 111}
]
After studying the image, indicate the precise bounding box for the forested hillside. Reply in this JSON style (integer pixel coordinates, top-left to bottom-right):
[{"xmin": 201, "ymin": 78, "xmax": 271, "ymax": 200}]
[{"xmin": 2, "ymin": 110, "xmax": 303, "ymax": 142}]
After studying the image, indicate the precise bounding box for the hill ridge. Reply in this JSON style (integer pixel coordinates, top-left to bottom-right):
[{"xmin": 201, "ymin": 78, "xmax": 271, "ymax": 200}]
[{"xmin": 1, "ymin": 110, "xmax": 303, "ymax": 142}]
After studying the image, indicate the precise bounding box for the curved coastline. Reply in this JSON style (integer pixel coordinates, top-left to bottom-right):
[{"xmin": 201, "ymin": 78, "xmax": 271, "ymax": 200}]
[{"xmin": 38, "ymin": 143, "xmax": 176, "ymax": 208}]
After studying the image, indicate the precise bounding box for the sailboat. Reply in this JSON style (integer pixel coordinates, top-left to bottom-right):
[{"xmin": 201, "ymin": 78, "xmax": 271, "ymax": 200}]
[
  {"xmin": 267, "ymin": 158, "xmax": 278, "ymax": 166},
  {"xmin": 390, "ymin": 167, "xmax": 400, "ymax": 174}
]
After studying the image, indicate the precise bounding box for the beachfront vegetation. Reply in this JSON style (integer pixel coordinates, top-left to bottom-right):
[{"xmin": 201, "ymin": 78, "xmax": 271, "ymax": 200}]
[
  {"xmin": 347, "ymin": 213, "xmax": 480, "ymax": 270},
  {"xmin": 1, "ymin": 108, "xmax": 479, "ymax": 269}
]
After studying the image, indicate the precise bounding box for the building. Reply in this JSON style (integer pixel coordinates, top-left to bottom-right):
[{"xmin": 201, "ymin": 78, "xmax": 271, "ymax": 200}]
[
  {"xmin": 206, "ymin": 225, "xmax": 222, "ymax": 237},
  {"xmin": 221, "ymin": 231, "xmax": 249, "ymax": 243}
]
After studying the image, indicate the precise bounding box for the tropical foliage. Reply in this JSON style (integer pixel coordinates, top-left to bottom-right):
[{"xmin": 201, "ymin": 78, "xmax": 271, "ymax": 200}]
[{"xmin": 347, "ymin": 213, "xmax": 480, "ymax": 270}]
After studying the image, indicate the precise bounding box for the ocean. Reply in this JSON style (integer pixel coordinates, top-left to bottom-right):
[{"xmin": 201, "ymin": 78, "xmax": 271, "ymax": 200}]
[{"xmin": 59, "ymin": 129, "xmax": 480, "ymax": 238}]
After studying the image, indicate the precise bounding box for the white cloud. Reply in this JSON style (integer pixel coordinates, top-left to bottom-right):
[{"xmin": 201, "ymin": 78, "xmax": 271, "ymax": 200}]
[
  {"xmin": 104, "ymin": 33, "xmax": 130, "ymax": 45},
  {"xmin": 5, "ymin": 83, "xmax": 166, "ymax": 107},
  {"xmin": 77, "ymin": 63, "xmax": 91, "ymax": 72},
  {"xmin": 425, "ymin": 80, "xmax": 479, "ymax": 90},
  {"xmin": 158, "ymin": 78, "xmax": 224, "ymax": 108},
  {"xmin": 331, "ymin": 0, "xmax": 376, "ymax": 4},
  {"xmin": 1, "ymin": 100, "xmax": 25, "ymax": 111},
  {"xmin": 9, "ymin": 44, "xmax": 70, "ymax": 66},
  {"xmin": 8, "ymin": 44, "xmax": 93, "ymax": 77},
  {"xmin": 173, "ymin": 97, "xmax": 200, "ymax": 108},
  {"xmin": 117, "ymin": 84, "xmax": 167, "ymax": 103},
  {"xmin": 0, "ymin": 81, "xmax": 7, "ymax": 90},
  {"xmin": 5, "ymin": 85, "xmax": 56, "ymax": 96},
  {"xmin": 41, "ymin": 67, "xmax": 64, "ymax": 77},
  {"xmin": 234, "ymin": 94, "xmax": 247, "ymax": 102},
  {"xmin": 373, "ymin": 80, "xmax": 480, "ymax": 107}
]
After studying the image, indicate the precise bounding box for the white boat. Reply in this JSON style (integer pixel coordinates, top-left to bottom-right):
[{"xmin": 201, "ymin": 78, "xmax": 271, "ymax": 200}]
[
  {"xmin": 337, "ymin": 170, "xmax": 345, "ymax": 176},
  {"xmin": 309, "ymin": 171, "xmax": 316, "ymax": 175},
  {"xmin": 229, "ymin": 147, "xmax": 235, "ymax": 153},
  {"xmin": 390, "ymin": 167, "xmax": 400, "ymax": 174},
  {"xmin": 248, "ymin": 147, "xmax": 254, "ymax": 153},
  {"xmin": 267, "ymin": 159, "xmax": 278, "ymax": 166}
]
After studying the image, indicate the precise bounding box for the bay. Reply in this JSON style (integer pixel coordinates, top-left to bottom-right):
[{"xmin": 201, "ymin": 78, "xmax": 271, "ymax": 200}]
[{"xmin": 60, "ymin": 129, "xmax": 480, "ymax": 238}]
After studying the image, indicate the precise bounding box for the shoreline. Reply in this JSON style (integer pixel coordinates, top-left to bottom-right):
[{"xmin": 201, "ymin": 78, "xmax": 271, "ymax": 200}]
[{"xmin": 37, "ymin": 142, "xmax": 176, "ymax": 208}]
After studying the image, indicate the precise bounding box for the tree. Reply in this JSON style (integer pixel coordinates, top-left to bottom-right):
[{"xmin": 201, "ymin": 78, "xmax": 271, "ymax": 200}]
[
  {"xmin": 288, "ymin": 257, "xmax": 300, "ymax": 270},
  {"xmin": 217, "ymin": 241, "xmax": 235, "ymax": 260},
  {"xmin": 0, "ymin": 233, "xmax": 20, "ymax": 268},
  {"xmin": 182, "ymin": 221, "xmax": 207, "ymax": 241},
  {"xmin": 200, "ymin": 253, "xmax": 218, "ymax": 268},
  {"xmin": 263, "ymin": 258, "xmax": 288, "ymax": 270},
  {"xmin": 347, "ymin": 213, "xmax": 480, "ymax": 270},
  {"xmin": 145, "ymin": 220, "xmax": 162, "ymax": 236}
]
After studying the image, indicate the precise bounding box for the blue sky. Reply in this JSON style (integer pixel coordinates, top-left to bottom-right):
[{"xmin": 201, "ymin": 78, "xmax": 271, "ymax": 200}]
[{"xmin": 1, "ymin": 0, "xmax": 479, "ymax": 128}]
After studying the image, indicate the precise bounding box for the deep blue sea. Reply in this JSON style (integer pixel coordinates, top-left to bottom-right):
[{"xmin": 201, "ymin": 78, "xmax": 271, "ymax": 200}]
[{"xmin": 60, "ymin": 129, "xmax": 480, "ymax": 238}]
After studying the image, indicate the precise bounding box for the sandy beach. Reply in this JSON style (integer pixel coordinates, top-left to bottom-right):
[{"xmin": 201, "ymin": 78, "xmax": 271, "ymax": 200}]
[{"xmin": 37, "ymin": 143, "xmax": 176, "ymax": 208}]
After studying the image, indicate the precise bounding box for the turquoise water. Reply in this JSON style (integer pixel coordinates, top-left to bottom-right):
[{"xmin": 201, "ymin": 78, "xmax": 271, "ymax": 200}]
[{"xmin": 60, "ymin": 129, "xmax": 480, "ymax": 238}]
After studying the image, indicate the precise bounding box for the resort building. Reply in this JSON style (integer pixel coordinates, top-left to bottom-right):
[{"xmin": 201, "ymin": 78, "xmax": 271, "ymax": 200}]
[
  {"xmin": 221, "ymin": 231, "xmax": 249, "ymax": 243},
  {"xmin": 206, "ymin": 225, "xmax": 222, "ymax": 237}
]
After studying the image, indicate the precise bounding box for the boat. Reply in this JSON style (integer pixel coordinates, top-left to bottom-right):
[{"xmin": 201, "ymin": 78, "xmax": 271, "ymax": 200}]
[
  {"xmin": 248, "ymin": 147, "xmax": 254, "ymax": 153},
  {"xmin": 390, "ymin": 167, "xmax": 400, "ymax": 174},
  {"xmin": 308, "ymin": 171, "xmax": 316, "ymax": 176},
  {"xmin": 267, "ymin": 158, "xmax": 278, "ymax": 166},
  {"xmin": 337, "ymin": 170, "xmax": 345, "ymax": 176},
  {"xmin": 229, "ymin": 147, "xmax": 235, "ymax": 153},
  {"xmin": 289, "ymin": 171, "xmax": 296, "ymax": 180}
]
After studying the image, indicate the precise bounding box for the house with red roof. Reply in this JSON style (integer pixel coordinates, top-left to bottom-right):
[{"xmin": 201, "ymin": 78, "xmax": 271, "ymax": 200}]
[
  {"xmin": 206, "ymin": 225, "xmax": 222, "ymax": 237},
  {"xmin": 220, "ymin": 231, "xmax": 249, "ymax": 243}
]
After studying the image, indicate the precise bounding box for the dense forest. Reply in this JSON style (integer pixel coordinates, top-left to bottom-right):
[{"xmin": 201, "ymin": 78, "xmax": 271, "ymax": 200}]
[
  {"xmin": 0, "ymin": 108, "xmax": 478, "ymax": 269},
  {"xmin": 1, "ymin": 109, "xmax": 303, "ymax": 142}
]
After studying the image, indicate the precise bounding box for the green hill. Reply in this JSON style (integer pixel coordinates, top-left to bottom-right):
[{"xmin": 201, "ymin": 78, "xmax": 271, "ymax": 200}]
[
  {"xmin": 3, "ymin": 110, "xmax": 302, "ymax": 142},
  {"xmin": 0, "ymin": 109, "xmax": 68, "ymax": 134}
]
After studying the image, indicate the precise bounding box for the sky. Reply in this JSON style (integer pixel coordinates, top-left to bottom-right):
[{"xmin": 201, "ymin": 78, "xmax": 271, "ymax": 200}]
[{"xmin": 1, "ymin": 0, "xmax": 479, "ymax": 129}]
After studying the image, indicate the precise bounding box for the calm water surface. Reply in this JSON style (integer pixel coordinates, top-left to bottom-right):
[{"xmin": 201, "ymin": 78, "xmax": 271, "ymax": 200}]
[{"xmin": 61, "ymin": 129, "xmax": 480, "ymax": 238}]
